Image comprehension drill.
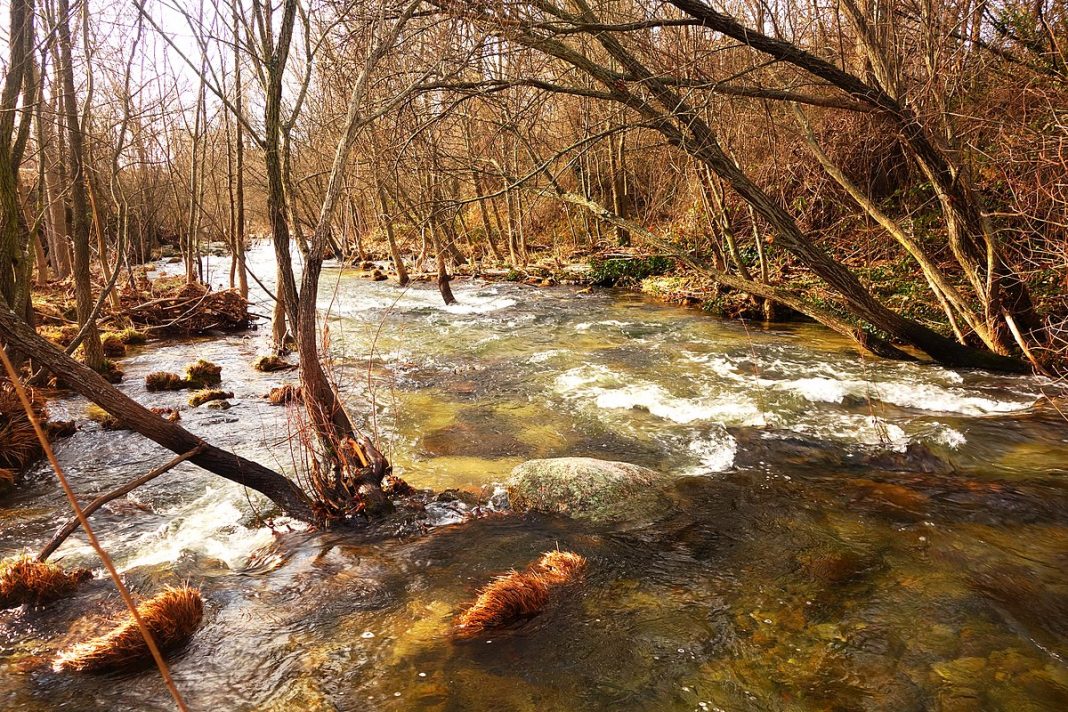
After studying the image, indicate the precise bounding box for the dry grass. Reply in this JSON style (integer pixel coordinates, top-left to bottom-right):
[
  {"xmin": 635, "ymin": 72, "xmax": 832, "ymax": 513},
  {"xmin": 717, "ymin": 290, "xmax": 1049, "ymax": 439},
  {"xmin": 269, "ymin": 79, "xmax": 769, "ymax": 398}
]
[
  {"xmin": 145, "ymin": 371, "xmax": 192, "ymax": 392},
  {"xmin": 265, "ymin": 384, "xmax": 302, "ymax": 405},
  {"xmin": 184, "ymin": 359, "xmax": 221, "ymax": 387},
  {"xmin": 0, "ymin": 377, "xmax": 47, "ymax": 474},
  {"xmin": 54, "ymin": 586, "xmax": 204, "ymax": 673},
  {"xmin": 149, "ymin": 406, "xmax": 181, "ymax": 422},
  {"xmin": 252, "ymin": 355, "xmax": 295, "ymax": 372},
  {"xmin": 188, "ymin": 389, "xmax": 232, "ymax": 407},
  {"xmin": 455, "ymin": 550, "xmax": 587, "ymax": 637},
  {"xmin": 0, "ymin": 556, "xmax": 92, "ymax": 609}
]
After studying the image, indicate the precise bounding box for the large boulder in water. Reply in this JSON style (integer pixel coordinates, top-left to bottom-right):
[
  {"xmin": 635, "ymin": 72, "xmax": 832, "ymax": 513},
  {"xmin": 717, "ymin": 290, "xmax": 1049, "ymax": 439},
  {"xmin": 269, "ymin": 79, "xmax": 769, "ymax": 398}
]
[{"xmin": 506, "ymin": 457, "xmax": 669, "ymax": 523}]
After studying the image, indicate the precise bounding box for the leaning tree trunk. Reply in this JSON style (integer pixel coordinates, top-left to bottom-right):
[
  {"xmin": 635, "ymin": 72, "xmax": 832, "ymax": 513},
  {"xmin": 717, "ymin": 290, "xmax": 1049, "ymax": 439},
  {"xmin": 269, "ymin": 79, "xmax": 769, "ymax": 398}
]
[
  {"xmin": 0, "ymin": 306, "xmax": 315, "ymax": 521},
  {"xmin": 56, "ymin": 0, "xmax": 103, "ymax": 371}
]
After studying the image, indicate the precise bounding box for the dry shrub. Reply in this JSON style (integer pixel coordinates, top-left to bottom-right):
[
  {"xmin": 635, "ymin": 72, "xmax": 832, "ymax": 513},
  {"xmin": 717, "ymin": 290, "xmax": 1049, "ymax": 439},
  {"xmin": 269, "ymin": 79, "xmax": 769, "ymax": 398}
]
[
  {"xmin": 188, "ymin": 389, "xmax": 232, "ymax": 407},
  {"xmin": 0, "ymin": 377, "xmax": 47, "ymax": 474},
  {"xmin": 145, "ymin": 371, "xmax": 192, "ymax": 392},
  {"xmin": 252, "ymin": 355, "xmax": 295, "ymax": 372},
  {"xmin": 100, "ymin": 333, "xmax": 127, "ymax": 357},
  {"xmin": 266, "ymin": 384, "xmax": 302, "ymax": 405},
  {"xmin": 0, "ymin": 556, "xmax": 92, "ymax": 609},
  {"xmin": 54, "ymin": 586, "xmax": 204, "ymax": 673},
  {"xmin": 184, "ymin": 359, "xmax": 222, "ymax": 387},
  {"xmin": 455, "ymin": 550, "xmax": 587, "ymax": 637},
  {"xmin": 149, "ymin": 406, "xmax": 181, "ymax": 422}
]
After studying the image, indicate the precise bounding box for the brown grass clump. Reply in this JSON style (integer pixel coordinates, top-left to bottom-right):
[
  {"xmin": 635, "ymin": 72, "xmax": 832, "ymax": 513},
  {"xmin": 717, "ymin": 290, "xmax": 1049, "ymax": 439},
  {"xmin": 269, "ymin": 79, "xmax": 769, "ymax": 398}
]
[
  {"xmin": 184, "ymin": 359, "xmax": 222, "ymax": 387},
  {"xmin": 100, "ymin": 333, "xmax": 127, "ymax": 357},
  {"xmin": 252, "ymin": 354, "xmax": 295, "ymax": 372},
  {"xmin": 145, "ymin": 371, "xmax": 192, "ymax": 392},
  {"xmin": 1, "ymin": 377, "xmax": 47, "ymax": 474},
  {"xmin": 149, "ymin": 406, "xmax": 181, "ymax": 422},
  {"xmin": 54, "ymin": 586, "xmax": 204, "ymax": 673},
  {"xmin": 0, "ymin": 556, "xmax": 92, "ymax": 609},
  {"xmin": 455, "ymin": 550, "xmax": 587, "ymax": 637},
  {"xmin": 188, "ymin": 389, "xmax": 232, "ymax": 407},
  {"xmin": 265, "ymin": 384, "xmax": 302, "ymax": 405}
]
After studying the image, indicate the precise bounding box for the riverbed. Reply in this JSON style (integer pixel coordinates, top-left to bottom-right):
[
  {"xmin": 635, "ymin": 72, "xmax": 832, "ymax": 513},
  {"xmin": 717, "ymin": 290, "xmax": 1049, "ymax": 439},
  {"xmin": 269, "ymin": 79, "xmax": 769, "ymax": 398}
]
[{"xmin": 2, "ymin": 245, "xmax": 1067, "ymax": 710}]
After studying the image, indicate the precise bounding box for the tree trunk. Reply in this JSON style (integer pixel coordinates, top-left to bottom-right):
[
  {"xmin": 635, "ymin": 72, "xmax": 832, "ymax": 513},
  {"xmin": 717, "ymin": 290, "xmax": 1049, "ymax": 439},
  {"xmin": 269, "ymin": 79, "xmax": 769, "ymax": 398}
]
[
  {"xmin": 57, "ymin": 0, "xmax": 103, "ymax": 371},
  {"xmin": 0, "ymin": 306, "xmax": 315, "ymax": 521}
]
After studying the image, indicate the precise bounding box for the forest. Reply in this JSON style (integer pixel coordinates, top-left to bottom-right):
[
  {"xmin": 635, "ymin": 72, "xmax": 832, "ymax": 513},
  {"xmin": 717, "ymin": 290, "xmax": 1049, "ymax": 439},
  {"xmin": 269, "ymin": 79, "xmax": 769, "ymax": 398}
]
[{"xmin": 1, "ymin": 1, "xmax": 1067, "ymax": 710}]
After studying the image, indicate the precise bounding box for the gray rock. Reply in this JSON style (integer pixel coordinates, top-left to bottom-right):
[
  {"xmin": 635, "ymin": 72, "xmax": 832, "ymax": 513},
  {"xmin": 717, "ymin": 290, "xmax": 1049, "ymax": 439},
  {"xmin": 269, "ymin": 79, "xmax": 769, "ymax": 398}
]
[{"xmin": 506, "ymin": 457, "xmax": 669, "ymax": 523}]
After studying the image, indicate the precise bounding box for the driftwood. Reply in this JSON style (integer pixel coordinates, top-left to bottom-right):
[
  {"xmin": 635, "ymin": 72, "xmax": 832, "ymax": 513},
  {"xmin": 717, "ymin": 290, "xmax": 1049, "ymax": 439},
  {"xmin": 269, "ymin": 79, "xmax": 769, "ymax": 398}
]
[
  {"xmin": 38, "ymin": 446, "xmax": 205, "ymax": 561},
  {"xmin": 124, "ymin": 283, "xmax": 249, "ymax": 335}
]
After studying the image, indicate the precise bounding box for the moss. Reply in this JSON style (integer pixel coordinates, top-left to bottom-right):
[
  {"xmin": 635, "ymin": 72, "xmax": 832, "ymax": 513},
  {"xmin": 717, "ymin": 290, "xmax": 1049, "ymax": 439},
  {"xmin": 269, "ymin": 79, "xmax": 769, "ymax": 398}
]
[
  {"xmin": 86, "ymin": 404, "xmax": 125, "ymax": 430},
  {"xmin": 188, "ymin": 389, "xmax": 233, "ymax": 407},
  {"xmin": 100, "ymin": 333, "xmax": 127, "ymax": 357},
  {"xmin": 145, "ymin": 371, "xmax": 191, "ymax": 392},
  {"xmin": 114, "ymin": 328, "xmax": 147, "ymax": 345},
  {"xmin": 252, "ymin": 355, "xmax": 295, "ymax": 372},
  {"xmin": 184, "ymin": 359, "xmax": 222, "ymax": 387}
]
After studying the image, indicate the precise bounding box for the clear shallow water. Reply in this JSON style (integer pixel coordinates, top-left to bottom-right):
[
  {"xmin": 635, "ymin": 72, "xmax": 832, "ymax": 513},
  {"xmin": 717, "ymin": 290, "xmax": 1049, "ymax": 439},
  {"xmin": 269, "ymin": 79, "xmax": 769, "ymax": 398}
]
[{"xmin": 2, "ymin": 245, "xmax": 1068, "ymax": 710}]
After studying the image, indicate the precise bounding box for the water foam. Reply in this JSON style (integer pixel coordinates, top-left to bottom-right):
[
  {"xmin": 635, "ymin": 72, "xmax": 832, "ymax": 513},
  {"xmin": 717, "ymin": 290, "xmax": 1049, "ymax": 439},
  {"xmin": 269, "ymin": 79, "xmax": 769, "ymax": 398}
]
[{"xmin": 119, "ymin": 487, "xmax": 296, "ymax": 571}]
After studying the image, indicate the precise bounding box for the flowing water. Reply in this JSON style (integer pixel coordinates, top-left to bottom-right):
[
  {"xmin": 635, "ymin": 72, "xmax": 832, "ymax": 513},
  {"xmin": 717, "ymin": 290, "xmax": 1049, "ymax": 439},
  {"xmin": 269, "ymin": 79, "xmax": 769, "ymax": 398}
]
[{"xmin": 2, "ymin": 245, "xmax": 1068, "ymax": 711}]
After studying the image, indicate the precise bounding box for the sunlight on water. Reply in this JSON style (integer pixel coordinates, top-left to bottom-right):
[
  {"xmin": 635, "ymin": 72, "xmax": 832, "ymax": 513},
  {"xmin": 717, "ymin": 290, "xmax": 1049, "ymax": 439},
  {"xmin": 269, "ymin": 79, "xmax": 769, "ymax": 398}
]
[{"xmin": 3, "ymin": 245, "xmax": 1067, "ymax": 711}]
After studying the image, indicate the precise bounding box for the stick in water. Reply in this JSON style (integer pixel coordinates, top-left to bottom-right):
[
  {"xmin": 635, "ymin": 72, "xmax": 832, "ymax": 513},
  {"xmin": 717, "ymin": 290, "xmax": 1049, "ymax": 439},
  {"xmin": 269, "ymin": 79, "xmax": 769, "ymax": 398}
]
[{"xmin": 0, "ymin": 348, "xmax": 190, "ymax": 711}]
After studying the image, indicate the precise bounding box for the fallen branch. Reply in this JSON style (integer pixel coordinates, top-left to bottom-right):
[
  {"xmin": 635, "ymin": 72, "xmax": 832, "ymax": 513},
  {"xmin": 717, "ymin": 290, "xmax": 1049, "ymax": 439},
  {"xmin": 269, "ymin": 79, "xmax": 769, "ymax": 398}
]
[
  {"xmin": 0, "ymin": 306, "xmax": 315, "ymax": 522},
  {"xmin": 38, "ymin": 445, "xmax": 206, "ymax": 561}
]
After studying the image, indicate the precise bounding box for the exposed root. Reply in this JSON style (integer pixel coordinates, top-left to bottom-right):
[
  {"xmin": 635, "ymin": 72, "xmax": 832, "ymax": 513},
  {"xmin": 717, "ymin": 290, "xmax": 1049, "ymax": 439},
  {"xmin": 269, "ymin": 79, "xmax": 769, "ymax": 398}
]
[
  {"xmin": 383, "ymin": 474, "xmax": 416, "ymax": 497},
  {"xmin": 455, "ymin": 551, "xmax": 587, "ymax": 637},
  {"xmin": 0, "ymin": 555, "xmax": 92, "ymax": 610},
  {"xmin": 188, "ymin": 389, "xmax": 232, "ymax": 407},
  {"xmin": 149, "ymin": 407, "xmax": 181, "ymax": 423},
  {"xmin": 183, "ymin": 359, "xmax": 221, "ymax": 387},
  {"xmin": 54, "ymin": 586, "xmax": 204, "ymax": 673},
  {"xmin": 145, "ymin": 371, "xmax": 193, "ymax": 392},
  {"xmin": 252, "ymin": 355, "xmax": 295, "ymax": 372},
  {"xmin": 265, "ymin": 384, "xmax": 302, "ymax": 405}
]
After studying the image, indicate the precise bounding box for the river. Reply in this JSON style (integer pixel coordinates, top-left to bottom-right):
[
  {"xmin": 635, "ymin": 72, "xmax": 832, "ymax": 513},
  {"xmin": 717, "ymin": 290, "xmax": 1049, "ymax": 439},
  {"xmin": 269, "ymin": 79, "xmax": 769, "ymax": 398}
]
[{"xmin": 2, "ymin": 244, "xmax": 1067, "ymax": 710}]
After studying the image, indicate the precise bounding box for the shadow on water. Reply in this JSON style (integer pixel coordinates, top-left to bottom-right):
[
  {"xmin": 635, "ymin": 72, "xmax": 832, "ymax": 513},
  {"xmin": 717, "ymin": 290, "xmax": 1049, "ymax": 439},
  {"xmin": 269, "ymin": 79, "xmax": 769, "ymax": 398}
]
[{"xmin": 3, "ymin": 247, "xmax": 1068, "ymax": 710}]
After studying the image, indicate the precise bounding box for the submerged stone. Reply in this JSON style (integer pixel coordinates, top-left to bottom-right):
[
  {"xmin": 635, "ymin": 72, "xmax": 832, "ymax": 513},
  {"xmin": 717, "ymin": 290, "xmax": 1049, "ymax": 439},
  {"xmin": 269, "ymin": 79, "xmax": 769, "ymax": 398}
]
[{"xmin": 506, "ymin": 457, "xmax": 670, "ymax": 523}]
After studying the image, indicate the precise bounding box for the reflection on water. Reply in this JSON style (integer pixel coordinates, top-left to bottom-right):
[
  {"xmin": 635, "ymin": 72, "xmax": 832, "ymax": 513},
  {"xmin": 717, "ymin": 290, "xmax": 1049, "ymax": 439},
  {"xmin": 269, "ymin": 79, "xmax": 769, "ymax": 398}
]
[{"xmin": 2, "ymin": 245, "xmax": 1068, "ymax": 710}]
